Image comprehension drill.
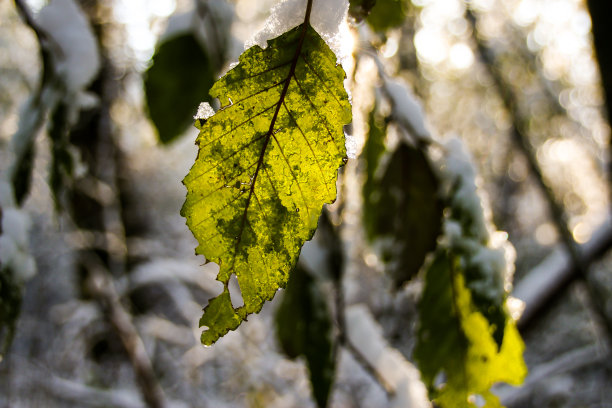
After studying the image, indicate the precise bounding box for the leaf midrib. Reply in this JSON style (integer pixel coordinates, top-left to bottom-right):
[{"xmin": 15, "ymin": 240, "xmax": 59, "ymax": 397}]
[{"xmin": 232, "ymin": 1, "xmax": 315, "ymax": 271}]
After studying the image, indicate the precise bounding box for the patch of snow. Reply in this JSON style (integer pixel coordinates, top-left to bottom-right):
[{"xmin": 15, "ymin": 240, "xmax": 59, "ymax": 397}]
[
  {"xmin": 439, "ymin": 137, "xmax": 489, "ymax": 242},
  {"xmin": 194, "ymin": 102, "xmax": 216, "ymax": 120},
  {"xmin": 36, "ymin": 0, "xmax": 100, "ymax": 93},
  {"xmin": 0, "ymin": 205, "xmax": 37, "ymax": 281},
  {"xmin": 346, "ymin": 304, "xmax": 431, "ymax": 408},
  {"xmin": 383, "ymin": 80, "xmax": 431, "ymax": 143},
  {"xmin": 345, "ymin": 128, "xmax": 357, "ymax": 159},
  {"xmin": 247, "ymin": 0, "xmax": 351, "ymax": 64}
]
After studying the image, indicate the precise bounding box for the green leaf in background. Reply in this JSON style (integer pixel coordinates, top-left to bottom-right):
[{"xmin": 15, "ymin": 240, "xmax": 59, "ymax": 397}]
[
  {"xmin": 366, "ymin": 0, "xmax": 407, "ymax": 32},
  {"xmin": 181, "ymin": 22, "xmax": 351, "ymax": 345},
  {"xmin": 361, "ymin": 105, "xmax": 386, "ymax": 214},
  {"xmin": 275, "ymin": 264, "xmax": 335, "ymax": 408},
  {"xmin": 363, "ymin": 140, "xmax": 442, "ymax": 287},
  {"xmin": 11, "ymin": 140, "xmax": 34, "ymax": 207},
  {"xmin": 414, "ymin": 251, "xmax": 526, "ymax": 408},
  {"xmin": 144, "ymin": 33, "xmax": 214, "ymax": 144},
  {"xmin": 348, "ymin": 0, "xmax": 378, "ymax": 23},
  {"xmin": 0, "ymin": 266, "xmax": 22, "ymax": 357}
]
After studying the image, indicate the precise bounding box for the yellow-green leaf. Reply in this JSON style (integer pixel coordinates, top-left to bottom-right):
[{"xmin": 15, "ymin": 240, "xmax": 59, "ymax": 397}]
[
  {"xmin": 181, "ymin": 22, "xmax": 351, "ymax": 345},
  {"xmin": 414, "ymin": 251, "xmax": 526, "ymax": 408}
]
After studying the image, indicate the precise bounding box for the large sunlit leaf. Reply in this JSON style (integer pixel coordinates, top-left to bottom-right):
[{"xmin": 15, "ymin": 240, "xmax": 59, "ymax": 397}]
[
  {"xmin": 414, "ymin": 251, "xmax": 526, "ymax": 408},
  {"xmin": 182, "ymin": 22, "xmax": 351, "ymax": 345}
]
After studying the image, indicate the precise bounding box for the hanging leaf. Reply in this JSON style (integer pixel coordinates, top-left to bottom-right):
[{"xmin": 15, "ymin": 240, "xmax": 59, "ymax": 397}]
[
  {"xmin": 0, "ymin": 266, "xmax": 22, "ymax": 357},
  {"xmin": 363, "ymin": 141, "xmax": 442, "ymax": 287},
  {"xmin": 11, "ymin": 141, "xmax": 35, "ymax": 207},
  {"xmin": 181, "ymin": 18, "xmax": 351, "ymax": 345},
  {"xmin": 275, "ymin": 264, "xmax": 335, "ymax": 408},
  {"xmin": 144, "ymin": 33, "xmax": 215, "ymax": 144},
  {"xmin": 348, "ymin": 0, "xmax": 378, "ymax": 22},
  {"xmin": 414, "ymin": 251, "xmax": 526, "ymax": 408},
  {"xmin": 366, "ymin": 0, "xmax": 407, "ymax": 32},
  {"xmin": 361, "ymin": 105, "xmax": 386, "ymax": 216}
]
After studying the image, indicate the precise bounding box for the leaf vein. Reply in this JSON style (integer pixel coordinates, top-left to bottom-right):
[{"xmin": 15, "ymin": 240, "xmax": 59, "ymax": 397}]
[{"xmin": 282, "ymin": 101, "xmax": 331, "ymax": 196}]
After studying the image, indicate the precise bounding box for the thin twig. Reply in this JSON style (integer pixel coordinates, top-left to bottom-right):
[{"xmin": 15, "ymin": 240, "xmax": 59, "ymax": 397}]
[{"xmin": 83, "ymin": 254, "xmax": 167, "ymax": 408}]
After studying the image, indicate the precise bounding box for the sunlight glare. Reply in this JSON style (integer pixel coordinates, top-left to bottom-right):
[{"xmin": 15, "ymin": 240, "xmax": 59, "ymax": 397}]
[
  {"xmin": 449, "ymin": 43, "xmax": 474, "ymax": 70},
  {"xmin": 415, "ymin": 28, "xmax": 448, "ymax": 64},
  {"xmin": 572, "ymin": 222, "xmax": 591, "ymax": 244}
]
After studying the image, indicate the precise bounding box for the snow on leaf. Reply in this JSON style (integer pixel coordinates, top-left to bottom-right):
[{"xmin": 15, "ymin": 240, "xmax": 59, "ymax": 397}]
[
  {"xmin": 436, "ymin": 137, "xmax": 516, "ymax": 346},
  {"xmin": 181, "ymin": 12, "xmax": 351, "ymax": 345}
]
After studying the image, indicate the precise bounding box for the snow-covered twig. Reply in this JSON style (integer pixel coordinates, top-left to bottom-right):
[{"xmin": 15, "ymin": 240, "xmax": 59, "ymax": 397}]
[
  {"xmin": 515, "ymin": 219, "xmax": 612, "ymax": 328},
  {"xmin": 344, "ymin": 305, "xmax": 431, "ymax": 408},
  {"xmin": 362, "ymin": 48, "xmax": 433, "ymax": 147}
]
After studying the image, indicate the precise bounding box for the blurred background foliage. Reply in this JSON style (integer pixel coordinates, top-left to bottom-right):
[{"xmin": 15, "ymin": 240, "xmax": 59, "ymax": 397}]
[{"xmin": 1, "ymin": 0, "xmax": 612, "ymax": 407}]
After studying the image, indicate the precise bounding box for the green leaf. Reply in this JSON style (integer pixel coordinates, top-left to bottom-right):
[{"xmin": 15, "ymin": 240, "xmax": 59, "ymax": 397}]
[
  {"xmin": 275, "ymin": 264, "xmax": 335, "ymax": 408},
  {"xmin": 414, "ymin": 251, "xmax": 526, "ymax": 408},
  {"xmin": 11, "ymin": 140, "xmax": 35, "ymax": 207},
  {"xmin": 182, "ymin": 23, "xmax": 351, "ymax": 345},
  {"xmin": 363, "ymin": 140, "xmax": 442, "ymax": 287},
  {"xmin": 361, "ymin": 106, "xmax": 386, "ymax": 212},
  {"xmin": 144, "ymin": 33, "xmax": 214, "ymax": 144},
  {"xmin": 366, "ymin": 0, "xmax": 407, "ymax": 32},
  {"xmin": 348, "ymin": 0, "xmax": 378, "ymax": 22},
  {"xmin": 0, "ymin": 266, "xmax": 22, "ymax": 357}
]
